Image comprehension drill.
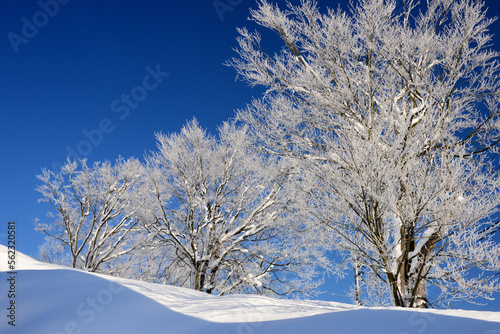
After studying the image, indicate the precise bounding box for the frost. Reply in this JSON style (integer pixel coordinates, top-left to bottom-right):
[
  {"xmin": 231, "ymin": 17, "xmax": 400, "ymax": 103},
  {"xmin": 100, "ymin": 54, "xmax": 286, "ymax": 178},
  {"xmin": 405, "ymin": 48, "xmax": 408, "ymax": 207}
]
[{"xmin": 230, "ymin": 0, "xmax": 500, "ymax": 307}]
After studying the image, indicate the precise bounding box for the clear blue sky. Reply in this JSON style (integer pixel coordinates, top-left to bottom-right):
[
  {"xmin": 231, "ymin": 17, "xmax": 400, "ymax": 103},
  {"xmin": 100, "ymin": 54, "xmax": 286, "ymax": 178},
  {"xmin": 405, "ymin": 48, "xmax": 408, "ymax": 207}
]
[{"xmin": 1, "ymin": 0, "xmax": 500, "ymax": 310}]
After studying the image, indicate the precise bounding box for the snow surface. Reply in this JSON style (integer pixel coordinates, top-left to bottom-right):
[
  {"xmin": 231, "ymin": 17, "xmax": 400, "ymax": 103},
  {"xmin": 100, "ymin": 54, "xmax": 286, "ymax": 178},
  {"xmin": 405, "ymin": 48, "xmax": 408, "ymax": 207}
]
[{"xmin": 1, "ymin": 245, "xmax": 499, "ymax": 333}]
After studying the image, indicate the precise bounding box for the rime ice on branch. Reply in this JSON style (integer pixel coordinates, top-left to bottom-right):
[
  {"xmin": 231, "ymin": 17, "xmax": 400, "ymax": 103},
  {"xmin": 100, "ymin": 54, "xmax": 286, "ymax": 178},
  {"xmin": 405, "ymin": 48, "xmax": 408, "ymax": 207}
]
[
  {"xmin": 229, "ymin": 0, "xmax": 500, "ymax": 307},
  {"xmin": 138, "ymin": 119, "xmax": 327, "ymax": 296}
]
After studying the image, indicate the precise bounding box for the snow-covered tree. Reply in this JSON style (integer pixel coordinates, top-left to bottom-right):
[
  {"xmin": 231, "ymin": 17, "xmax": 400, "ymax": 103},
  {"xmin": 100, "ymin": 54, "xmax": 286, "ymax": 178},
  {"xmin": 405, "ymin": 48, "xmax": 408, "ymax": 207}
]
[
  {"xmin": 141, "ymin": 119, "xmax": 326, "ymax": 296},
  {"xmin": 229, "ymin": 0, "xmax": 500, "ymax": 307},
  {"xmin": 37, "ymin": 236, "xmax": 71, "ymax": 266},
  {"xmin": 36, "ymin": 157, "xmax": 146, "ymax": 272},
  {"xmin": 101, "ymin": 238, "xmax": 183, "ymax": 285}
]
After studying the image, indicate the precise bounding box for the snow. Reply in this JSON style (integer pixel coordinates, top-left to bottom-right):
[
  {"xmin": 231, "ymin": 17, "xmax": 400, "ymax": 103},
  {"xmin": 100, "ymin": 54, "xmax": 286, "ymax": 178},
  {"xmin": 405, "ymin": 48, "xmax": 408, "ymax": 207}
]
[{"xmin": 1, "ymin": 245, "xmax": 499, "ymax": 333}]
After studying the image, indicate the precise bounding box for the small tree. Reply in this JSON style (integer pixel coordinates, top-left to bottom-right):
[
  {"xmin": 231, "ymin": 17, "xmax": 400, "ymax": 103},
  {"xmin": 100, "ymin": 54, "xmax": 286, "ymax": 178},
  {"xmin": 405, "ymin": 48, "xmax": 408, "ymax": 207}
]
[
  {"xmin": 36, "ymin": 157, "xmax": 146, "ymax": 272},
  {"xmin": 229, "ymin": 0, "xmax": 500, "ymax": 307},
  {"xmin": 141, "ymin": 119, "xmax": 326, "ymax": 296}
]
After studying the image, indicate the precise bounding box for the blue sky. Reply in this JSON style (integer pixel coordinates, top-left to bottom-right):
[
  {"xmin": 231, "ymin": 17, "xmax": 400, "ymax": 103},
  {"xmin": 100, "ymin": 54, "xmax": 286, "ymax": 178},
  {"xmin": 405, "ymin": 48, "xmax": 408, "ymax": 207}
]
[{"xmin": 1, "ymin": 0, "xmax": 500, "ymax": 310}]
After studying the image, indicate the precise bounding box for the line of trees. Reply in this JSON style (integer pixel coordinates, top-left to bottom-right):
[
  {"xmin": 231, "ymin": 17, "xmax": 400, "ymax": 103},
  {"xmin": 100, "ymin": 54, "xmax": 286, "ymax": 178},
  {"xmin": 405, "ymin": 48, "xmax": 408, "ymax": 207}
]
[
  {"xmin": 36, "ymin": 120, "xmax": 329, "ymax": 296},
  {"xmin": 36, "ymin": 0, "xmax": 500, "ymax": 307}
]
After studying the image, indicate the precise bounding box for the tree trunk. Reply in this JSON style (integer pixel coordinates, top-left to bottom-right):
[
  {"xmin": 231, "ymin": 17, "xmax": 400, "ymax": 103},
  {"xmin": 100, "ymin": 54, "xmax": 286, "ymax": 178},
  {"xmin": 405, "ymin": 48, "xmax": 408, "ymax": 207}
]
[{"xmin": 353, "ymin": 257, "xmax": 362, "ymax": 306}]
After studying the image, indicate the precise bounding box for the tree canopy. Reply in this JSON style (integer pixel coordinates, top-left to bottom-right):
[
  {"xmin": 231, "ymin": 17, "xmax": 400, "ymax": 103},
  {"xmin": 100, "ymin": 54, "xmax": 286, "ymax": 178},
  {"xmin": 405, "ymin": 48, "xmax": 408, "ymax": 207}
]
[{"xmin": 229, "ymin": 0, "xmax": 500, "ymax": 307}]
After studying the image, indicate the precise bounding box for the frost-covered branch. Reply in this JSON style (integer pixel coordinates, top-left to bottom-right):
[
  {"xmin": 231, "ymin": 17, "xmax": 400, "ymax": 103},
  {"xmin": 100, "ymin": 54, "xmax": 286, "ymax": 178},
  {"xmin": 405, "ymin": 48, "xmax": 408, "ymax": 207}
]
[{"xmin": 230, "ymin": 0, "xmax": 500, "ymax": 307}]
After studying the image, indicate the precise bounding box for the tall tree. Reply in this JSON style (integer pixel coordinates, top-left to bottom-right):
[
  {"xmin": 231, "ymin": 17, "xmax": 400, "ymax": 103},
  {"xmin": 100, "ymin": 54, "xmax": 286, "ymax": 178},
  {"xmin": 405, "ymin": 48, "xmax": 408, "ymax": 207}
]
[
  {"xmin": 229, "ymin": 0, "xmax": 500, "ymax": 307},
  {"xmin": 36, "ymin": 157, "xmax": 146, "ymax": 272},
  {"xmin": 141, "ymin": 119, "xmax": 326, "ymax": 296}
]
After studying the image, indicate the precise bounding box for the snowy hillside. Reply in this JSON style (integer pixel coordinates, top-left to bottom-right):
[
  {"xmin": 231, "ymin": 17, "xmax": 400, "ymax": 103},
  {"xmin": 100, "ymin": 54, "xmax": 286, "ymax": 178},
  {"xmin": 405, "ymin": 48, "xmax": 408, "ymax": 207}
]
[{"xmin": 1, "ymin": 245, "xmax": 499, "ymax": 334}]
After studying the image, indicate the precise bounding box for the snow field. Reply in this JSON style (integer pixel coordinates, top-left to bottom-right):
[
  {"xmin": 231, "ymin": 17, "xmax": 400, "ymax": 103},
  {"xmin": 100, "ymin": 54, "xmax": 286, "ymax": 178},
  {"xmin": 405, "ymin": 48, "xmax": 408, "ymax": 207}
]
[{"xmin": 1, "ymin": 245, "xmax": 499, "ymax": 333}]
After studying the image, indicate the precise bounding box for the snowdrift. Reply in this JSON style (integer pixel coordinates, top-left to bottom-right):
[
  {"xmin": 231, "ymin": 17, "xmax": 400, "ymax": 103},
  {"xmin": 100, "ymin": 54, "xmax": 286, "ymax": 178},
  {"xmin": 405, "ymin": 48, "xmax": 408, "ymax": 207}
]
[{"xmin": 1, "ymin": 245, "xmax": 499, "ymax": 333}]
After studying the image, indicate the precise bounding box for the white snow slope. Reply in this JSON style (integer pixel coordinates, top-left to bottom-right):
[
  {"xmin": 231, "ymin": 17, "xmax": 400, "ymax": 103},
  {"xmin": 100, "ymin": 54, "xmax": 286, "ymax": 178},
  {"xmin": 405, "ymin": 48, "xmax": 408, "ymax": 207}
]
[{"xmin": 1, "ymin": 245, "xmax": 499, "ymax": 334}]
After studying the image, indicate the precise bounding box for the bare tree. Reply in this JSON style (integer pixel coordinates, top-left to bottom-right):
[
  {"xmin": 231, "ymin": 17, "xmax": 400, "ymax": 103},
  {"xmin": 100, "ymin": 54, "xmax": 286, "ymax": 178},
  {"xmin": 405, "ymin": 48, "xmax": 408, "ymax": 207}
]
[
  {"xmin": 229, "ymin": 0, "xmax": 500, "ymax": 307},
  {"xmin": 36, "ymin": 157, "xmax": 146, "ymax": 272},
  {"xmin": 141, "ymin": 119, "xmax": 327, "ymax": 296}
]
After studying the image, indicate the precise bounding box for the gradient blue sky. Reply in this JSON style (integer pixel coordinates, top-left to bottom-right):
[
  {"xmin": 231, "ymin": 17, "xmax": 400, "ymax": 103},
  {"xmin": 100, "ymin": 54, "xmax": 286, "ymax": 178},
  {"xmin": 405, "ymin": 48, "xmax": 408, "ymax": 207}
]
[{"xmin": 1, "ymin": 0, "xmax": 500, "ymax": 310}]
